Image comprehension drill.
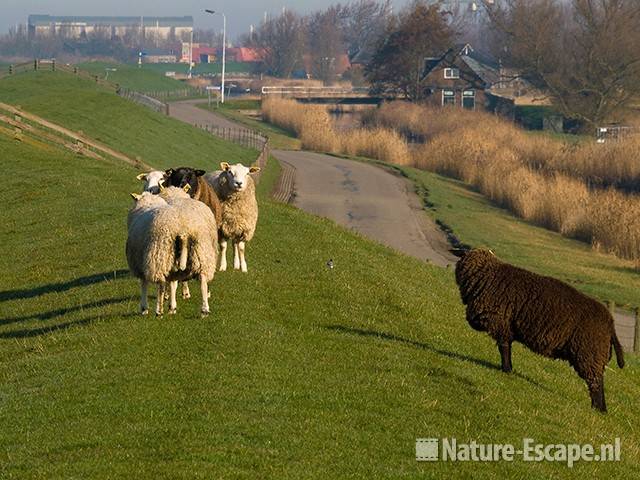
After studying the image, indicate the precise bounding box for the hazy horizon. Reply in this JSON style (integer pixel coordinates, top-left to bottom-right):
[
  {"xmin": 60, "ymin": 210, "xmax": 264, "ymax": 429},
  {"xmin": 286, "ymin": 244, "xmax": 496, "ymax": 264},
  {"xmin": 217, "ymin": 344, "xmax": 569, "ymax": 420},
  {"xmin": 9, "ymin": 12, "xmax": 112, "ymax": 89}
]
[{"xmin": 2, "ymin": 0, "xmax": 411, "ymax": 41}]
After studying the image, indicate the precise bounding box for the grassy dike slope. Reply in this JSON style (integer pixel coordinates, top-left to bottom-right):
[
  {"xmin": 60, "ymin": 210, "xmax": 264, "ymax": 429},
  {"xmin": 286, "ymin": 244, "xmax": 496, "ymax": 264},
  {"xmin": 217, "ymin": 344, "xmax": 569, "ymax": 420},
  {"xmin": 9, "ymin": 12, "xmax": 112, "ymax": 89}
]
[
  {"xmin": 78, "ymin": 61, "xmax": 191, "ymax": 93},
  {"xmin": 0, "ymin": 70, "xmax": 253, "ymax": 169},
  {"xmin": 0, "ymin": 77, "xmax": 639, "ymax": 478}
]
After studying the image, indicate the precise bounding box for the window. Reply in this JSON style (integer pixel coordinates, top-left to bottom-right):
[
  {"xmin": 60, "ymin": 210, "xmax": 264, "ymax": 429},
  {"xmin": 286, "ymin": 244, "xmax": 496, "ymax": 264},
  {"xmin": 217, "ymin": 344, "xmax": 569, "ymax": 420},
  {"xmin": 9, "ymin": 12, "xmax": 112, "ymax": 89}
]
[
  {"xmin": 442, "ymin": 90, "xmax": 455, "ymax": 106},
  {"xmin": 462, "ymin": 90, "xmax": 475, "ymax": 110},
  {"xmin": 444, "ymin": 68, "xmax": 460, "ymax": 79}
]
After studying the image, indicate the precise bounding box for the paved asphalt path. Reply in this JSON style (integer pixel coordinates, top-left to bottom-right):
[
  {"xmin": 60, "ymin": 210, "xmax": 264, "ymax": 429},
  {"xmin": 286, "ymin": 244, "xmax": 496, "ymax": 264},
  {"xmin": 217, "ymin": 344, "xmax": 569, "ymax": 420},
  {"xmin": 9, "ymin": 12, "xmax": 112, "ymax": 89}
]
[{"xmin": 272, "ymin": 150, "xmax": 455, "ymax": 267}]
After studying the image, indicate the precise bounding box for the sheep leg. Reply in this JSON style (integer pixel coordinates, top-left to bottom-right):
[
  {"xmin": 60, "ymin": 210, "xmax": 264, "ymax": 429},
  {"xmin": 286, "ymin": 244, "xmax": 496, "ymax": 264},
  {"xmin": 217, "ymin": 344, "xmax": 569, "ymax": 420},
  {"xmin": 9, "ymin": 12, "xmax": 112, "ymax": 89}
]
[
  {"xmin": 588, "ymin": 376, "xmax": 607, "ymax": 413},
  {"xmin": 182, "ymin": 282, "xmax": 191, "ymax": 299},
  {"xmin": 238, "ymin": 241, "xmax": 247, "ymax": 273},
  {"xmin": 169, "ymin": 281, "xmax": 178, "ymax": 314},
  {"xmin": 219, "ymin": 239, "xmax": 228, "ymax": 271},
  {"xmin": 200, "ymin": 273, "xmax": 210, "ymax": 316},
  {"xmin": 233, "ymin": 241, "xmax": 241, "ymax": 270},
  {"xmin": 140, "ymin": 280, "xmax": 149, "ymax": 315},
  {"xmin": 498, "ymin": 342, "xmax": 512, "ymax": 373},
  {"xmin": 156, "ymin": 282, "xmax": 165, "ymax": 316}
]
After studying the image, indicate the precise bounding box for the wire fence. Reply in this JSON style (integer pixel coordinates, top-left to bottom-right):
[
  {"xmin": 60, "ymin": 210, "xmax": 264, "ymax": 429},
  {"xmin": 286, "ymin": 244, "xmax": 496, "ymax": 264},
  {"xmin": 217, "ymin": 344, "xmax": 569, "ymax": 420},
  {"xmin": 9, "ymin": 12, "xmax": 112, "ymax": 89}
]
[
  {"xmin": 197, "ymin": 124, "xmax": 268, "ymax": 151},
  {"xmin": 117, "ymin": 87, "xmax": 169, "ymax": 115}
]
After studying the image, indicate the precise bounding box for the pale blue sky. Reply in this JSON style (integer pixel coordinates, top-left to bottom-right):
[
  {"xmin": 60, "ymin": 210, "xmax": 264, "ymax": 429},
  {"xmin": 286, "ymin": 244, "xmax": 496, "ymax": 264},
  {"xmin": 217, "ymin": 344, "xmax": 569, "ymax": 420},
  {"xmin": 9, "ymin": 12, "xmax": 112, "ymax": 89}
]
[{"xmin": 2, "ymin": 0, "xmax": 411, "ymax": 40}]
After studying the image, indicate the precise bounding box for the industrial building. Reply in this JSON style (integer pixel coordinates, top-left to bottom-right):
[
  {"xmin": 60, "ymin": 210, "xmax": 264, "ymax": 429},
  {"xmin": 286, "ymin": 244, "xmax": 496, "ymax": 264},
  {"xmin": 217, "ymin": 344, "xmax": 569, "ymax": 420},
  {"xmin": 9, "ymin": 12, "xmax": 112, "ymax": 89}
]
[{"xmin": 27, "ymin": 15, "xmax": 193, "ymax": 41}]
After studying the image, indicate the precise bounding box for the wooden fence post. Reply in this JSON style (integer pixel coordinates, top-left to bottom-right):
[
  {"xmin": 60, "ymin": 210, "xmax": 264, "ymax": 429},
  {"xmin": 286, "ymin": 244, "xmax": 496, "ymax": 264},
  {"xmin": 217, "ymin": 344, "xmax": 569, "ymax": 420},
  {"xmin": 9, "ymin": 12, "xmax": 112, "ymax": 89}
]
[
  {"xmin": 34, "ymin": 59, "xmax": 38, "ymax": 71},
  {"xmin": 634, "ymin": 307, "xmax": 640, "ymax": 354}
]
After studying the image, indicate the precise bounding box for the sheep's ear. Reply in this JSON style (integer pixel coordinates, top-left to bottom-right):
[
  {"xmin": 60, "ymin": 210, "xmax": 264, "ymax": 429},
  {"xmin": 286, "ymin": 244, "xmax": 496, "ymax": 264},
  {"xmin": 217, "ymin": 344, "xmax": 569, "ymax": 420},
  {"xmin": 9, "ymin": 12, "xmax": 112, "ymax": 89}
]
[
  {"xmin": 249, "ymin": 166, "xmax": 261, "ymax": 173},
  {"xmin": 130, "ymin": 192, "xmax": 142, "ymax": 200},
  {"xmin": 195, "ymin": 169, "xmax": 206, "ymax": 176},
  {"xmin": 136, "ymin": 173, "xmax": 147, "ymax": 181},
  {"xmin": 165, "ymin": 168, "xmax": 174, "ymax": 176},
  {"xmin": 220, "ymin": 162, "xmax": 230, "ymax": 171},
  {"xmin": 183, "ymin": 184, "xmax": 191, "ymax": 193},
  {"xmin": 449, "ymin": 248, "xmax": 468, "ymax": 258}
]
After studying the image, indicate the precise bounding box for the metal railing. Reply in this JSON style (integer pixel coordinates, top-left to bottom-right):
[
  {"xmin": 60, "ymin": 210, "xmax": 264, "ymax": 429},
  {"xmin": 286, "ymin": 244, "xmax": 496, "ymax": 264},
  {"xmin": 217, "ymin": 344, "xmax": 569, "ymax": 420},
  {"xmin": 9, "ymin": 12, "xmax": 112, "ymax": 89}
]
[{"xmin": 261, "ymin": 85, "xmax": 369, "ymax": 97}]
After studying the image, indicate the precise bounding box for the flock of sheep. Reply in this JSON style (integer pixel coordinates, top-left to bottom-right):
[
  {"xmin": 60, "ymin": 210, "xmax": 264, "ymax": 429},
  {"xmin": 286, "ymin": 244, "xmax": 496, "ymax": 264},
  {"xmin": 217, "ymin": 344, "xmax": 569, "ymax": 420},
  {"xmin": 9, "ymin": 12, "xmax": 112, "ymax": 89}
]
[
  {"xmin": 126, "ymin": 163, "xmax": 260, "ymax": 317},
  {"xmin": 125, "ymin": 162, "xmax": 625, "ymax": 412}
]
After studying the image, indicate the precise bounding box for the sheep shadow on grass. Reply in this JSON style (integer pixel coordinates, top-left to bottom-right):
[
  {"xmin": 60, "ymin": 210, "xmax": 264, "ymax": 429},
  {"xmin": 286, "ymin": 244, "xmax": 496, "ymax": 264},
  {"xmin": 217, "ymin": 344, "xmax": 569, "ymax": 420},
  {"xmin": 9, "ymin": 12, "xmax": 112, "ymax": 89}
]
[
  {"xmin": 325, "ymin": 324, "xmax": 550, "ymax": 391},
  {"xmin": 0, "ymin": 309, "xmax": 139, "ymax": 340},
  {"xmin": 0, "ymin": 296, "xmax": 132, "ymax": 327},
  {"xmin": 0, "ymin": 269, "xmax": 130, "ymax": 303}
]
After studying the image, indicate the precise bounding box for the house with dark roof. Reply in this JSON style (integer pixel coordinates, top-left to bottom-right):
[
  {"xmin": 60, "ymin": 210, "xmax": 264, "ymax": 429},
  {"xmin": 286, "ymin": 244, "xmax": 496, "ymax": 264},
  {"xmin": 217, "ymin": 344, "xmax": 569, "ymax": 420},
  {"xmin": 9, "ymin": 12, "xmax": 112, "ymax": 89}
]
[{"xmin": 422, "ymin": 43, "xmax": 502, "ymax": 111}]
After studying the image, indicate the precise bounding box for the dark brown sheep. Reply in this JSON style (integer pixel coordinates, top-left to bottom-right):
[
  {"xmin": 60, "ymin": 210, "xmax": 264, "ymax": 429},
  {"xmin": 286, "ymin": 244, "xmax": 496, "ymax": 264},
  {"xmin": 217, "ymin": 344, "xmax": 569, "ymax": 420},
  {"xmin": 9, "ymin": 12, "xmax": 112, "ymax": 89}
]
[{"xmin": 452, "ymin": 248, "xmax": 625, "ymax": 412}]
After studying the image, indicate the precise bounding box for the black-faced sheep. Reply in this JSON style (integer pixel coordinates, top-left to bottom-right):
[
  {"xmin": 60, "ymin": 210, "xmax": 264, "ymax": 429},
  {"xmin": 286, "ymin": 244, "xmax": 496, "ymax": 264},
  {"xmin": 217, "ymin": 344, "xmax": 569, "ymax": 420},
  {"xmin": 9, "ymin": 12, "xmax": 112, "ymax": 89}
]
[
  {"xmin": 126, "ymin": 189, "xmax": 218, "ymax": 316},
  {"xmin": 206, "ymin": 162, "xmax": 260, "ymax": 272},
  {"xmin": 452, "ymin": 248, "xmax": 625, "ymax": 412}
]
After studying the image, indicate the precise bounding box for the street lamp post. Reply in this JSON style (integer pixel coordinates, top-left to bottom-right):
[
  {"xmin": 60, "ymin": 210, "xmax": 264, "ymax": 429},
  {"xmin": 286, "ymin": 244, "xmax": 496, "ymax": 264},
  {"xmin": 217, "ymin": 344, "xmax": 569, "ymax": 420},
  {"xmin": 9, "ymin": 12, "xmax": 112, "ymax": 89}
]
[{"xmin": 204, "ymin": 9, "xmax": 226, "ymax": 104}]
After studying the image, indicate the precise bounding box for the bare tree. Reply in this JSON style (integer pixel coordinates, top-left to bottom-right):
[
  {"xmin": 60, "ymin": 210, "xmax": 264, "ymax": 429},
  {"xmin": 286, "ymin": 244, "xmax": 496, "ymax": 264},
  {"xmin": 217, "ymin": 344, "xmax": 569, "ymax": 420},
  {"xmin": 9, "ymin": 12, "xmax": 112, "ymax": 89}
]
[
  {"xmin": 485, "ymin": 0, "xmax": 640, "ymax": 127},
  {"xmin": 341, "ymin": 0, "xmax": 392, "ymax": 61},
  {"xmin": 307, "ymin": 6, "xmax": 348, "ymax": 83},
  {"xmin": 366, "ymin": 1, "xmax": 456, "ymax": 101},
  {"xmin": 252, "ymin": 10, "xmax": 305, "ymax": 78}
]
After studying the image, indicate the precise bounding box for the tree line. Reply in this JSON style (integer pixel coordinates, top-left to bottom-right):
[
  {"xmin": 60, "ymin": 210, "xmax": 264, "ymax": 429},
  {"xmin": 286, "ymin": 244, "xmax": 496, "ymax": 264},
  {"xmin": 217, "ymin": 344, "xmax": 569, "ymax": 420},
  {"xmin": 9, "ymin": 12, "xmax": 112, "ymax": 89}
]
[{"xmin": 248, "ymin": 0, "xmax": 640, "ymax": 128}]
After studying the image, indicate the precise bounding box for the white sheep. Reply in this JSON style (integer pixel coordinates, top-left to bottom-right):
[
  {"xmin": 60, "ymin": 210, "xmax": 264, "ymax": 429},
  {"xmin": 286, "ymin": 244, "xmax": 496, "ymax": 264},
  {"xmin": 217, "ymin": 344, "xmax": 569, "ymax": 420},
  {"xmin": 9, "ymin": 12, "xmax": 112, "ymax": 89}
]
[
  {"xmin": 136, "ymin": 170, "xmax": 167, "ymax": 194},
  {"xmin": 159, "ymin": 185, "xmax": 219, "ymax": 313},
  {"xmin": 206, "ymin": 162, "xmax": 260, "ymax": 272},
  {"xmin": 126, "ymin": 187, "xmax": 218, "ymax": 316}
]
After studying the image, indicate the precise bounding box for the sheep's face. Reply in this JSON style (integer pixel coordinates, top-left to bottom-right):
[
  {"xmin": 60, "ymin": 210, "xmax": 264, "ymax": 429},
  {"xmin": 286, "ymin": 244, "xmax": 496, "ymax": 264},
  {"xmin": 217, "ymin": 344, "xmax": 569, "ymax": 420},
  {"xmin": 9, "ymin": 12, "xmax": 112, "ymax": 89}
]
[
  {"xmin": 136, "ymin": 171, "xmax": 167, "ymax": 194},
  {"xmin": 165, "ymin": 167, "xmax": 205, "ymax": 197},
  {"xmin": 219, "ymin": 162, "xmax": 260, "ymax": 192},
  {"xmin": 130, "ymin": 191, "xmax": 166, "ymax": 209}
]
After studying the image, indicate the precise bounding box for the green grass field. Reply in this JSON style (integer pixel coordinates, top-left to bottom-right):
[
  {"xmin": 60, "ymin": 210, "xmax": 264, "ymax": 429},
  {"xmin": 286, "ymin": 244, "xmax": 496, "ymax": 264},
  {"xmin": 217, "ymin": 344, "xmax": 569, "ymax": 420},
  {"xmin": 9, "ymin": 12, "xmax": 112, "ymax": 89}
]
[
  {"xmin": 0, "ymin": 70, "xmax": 255, "ymax": 169},
  {"xmin": 1, "ymin": 72, "xmax": 640, "ymax": 478},
  {"xmin": 78, "ymin": 61, "xmax": 190, "ymax": 93}
]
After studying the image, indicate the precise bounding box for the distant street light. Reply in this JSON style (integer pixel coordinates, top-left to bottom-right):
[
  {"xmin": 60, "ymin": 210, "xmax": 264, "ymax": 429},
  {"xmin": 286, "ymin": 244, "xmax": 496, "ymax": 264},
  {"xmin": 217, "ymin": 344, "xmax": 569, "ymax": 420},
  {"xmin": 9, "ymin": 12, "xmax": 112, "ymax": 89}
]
[{"xmin": 204, "ymin": 9, "xmax": 227, "ymax": 104}]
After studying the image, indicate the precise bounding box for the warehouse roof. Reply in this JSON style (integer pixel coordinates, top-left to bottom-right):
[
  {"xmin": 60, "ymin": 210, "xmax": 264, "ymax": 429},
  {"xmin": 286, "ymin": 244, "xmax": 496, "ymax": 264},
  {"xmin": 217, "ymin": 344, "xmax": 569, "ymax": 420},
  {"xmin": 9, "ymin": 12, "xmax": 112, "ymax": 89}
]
[{"xmin": 28, "ymin": 15, "xmax": 193, "ymax": 28}]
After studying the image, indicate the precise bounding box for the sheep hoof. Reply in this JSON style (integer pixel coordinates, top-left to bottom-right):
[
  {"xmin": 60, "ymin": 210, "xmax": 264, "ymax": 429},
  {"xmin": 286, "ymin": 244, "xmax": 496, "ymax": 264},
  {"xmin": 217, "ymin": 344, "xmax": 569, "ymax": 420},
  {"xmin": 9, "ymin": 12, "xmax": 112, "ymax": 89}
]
[
  {"xmin": 168, "ymin": 309, "xmax": 176, "ymax": 315},
  {"xmin": 141, "ymin": 309, "xmax": 149, "ymax": 316},
  {"xmin": 182, "ymin": 292, "xmax": 191, "ymax": 299},
  {"xmin": 201, "ymin": 310, "xmax": 210, "ymax": 318},
  {"xmin": 219, "ymin": 265, "xmax": 227, "ymax": 272}
]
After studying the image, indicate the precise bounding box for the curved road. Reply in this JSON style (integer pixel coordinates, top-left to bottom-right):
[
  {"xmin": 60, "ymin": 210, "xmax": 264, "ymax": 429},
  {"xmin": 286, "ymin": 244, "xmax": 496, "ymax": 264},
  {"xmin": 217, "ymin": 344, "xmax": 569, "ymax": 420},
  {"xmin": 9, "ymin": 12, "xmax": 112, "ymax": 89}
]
[
  {"xmin": 273, "ymin": 150, "xmax": 455, "ymax": 267},
  {"xmin": 165, "ymin": 101, "xmax": 458, "ymax": 267}
]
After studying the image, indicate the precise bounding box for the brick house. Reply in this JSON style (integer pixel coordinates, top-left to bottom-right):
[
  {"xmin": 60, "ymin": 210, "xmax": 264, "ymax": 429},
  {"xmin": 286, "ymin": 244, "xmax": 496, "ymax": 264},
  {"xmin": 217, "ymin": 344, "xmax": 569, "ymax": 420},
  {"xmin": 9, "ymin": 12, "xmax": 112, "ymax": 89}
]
[{"xmin": 422, "ymin": 43, "xmax": 500, "ymax": 111}]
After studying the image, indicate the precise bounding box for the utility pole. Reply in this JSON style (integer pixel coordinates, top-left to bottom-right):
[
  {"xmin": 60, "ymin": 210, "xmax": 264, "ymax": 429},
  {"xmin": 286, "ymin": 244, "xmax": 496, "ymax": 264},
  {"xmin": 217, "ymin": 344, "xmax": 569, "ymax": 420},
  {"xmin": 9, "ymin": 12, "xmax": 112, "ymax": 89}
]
[
  {"xmin": 204, "ymin": 9, "xmax": 226, "ymax": 104},
  {"xmin": 188, "ymin": 29, "xmax": 193, "ymax": 79}
]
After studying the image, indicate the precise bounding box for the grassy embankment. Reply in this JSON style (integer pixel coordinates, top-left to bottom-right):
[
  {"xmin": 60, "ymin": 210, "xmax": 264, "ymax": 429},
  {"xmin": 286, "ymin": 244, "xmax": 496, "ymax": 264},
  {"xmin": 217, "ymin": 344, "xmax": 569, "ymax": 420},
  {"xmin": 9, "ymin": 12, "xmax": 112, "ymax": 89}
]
[
  {"xmin": 0, "ymin": 70, "xmax": 253, "ymax": 168},
  {"xmin": 1, "ymin": 70, "xmax": 639, "ymax": 479},
  {"xmin": 78, "ymin": 61, "xmax": 190, "ymax": 93}
]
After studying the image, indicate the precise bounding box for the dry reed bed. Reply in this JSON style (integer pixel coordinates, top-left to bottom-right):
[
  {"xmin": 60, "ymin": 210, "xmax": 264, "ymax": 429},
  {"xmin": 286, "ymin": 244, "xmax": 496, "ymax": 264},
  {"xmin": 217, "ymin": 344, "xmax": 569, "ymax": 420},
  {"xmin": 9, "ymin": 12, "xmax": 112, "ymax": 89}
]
[
  {"xmin": 367, "ymin": 102, "xmax": 640, "ymax": 190},
  {"xmin": 262, "ymin": 97, "xmax": 640, "ymax": 262},
  {"xmin": 262, "ymin": 97, "xmax": 411, "ymax": 165}
]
